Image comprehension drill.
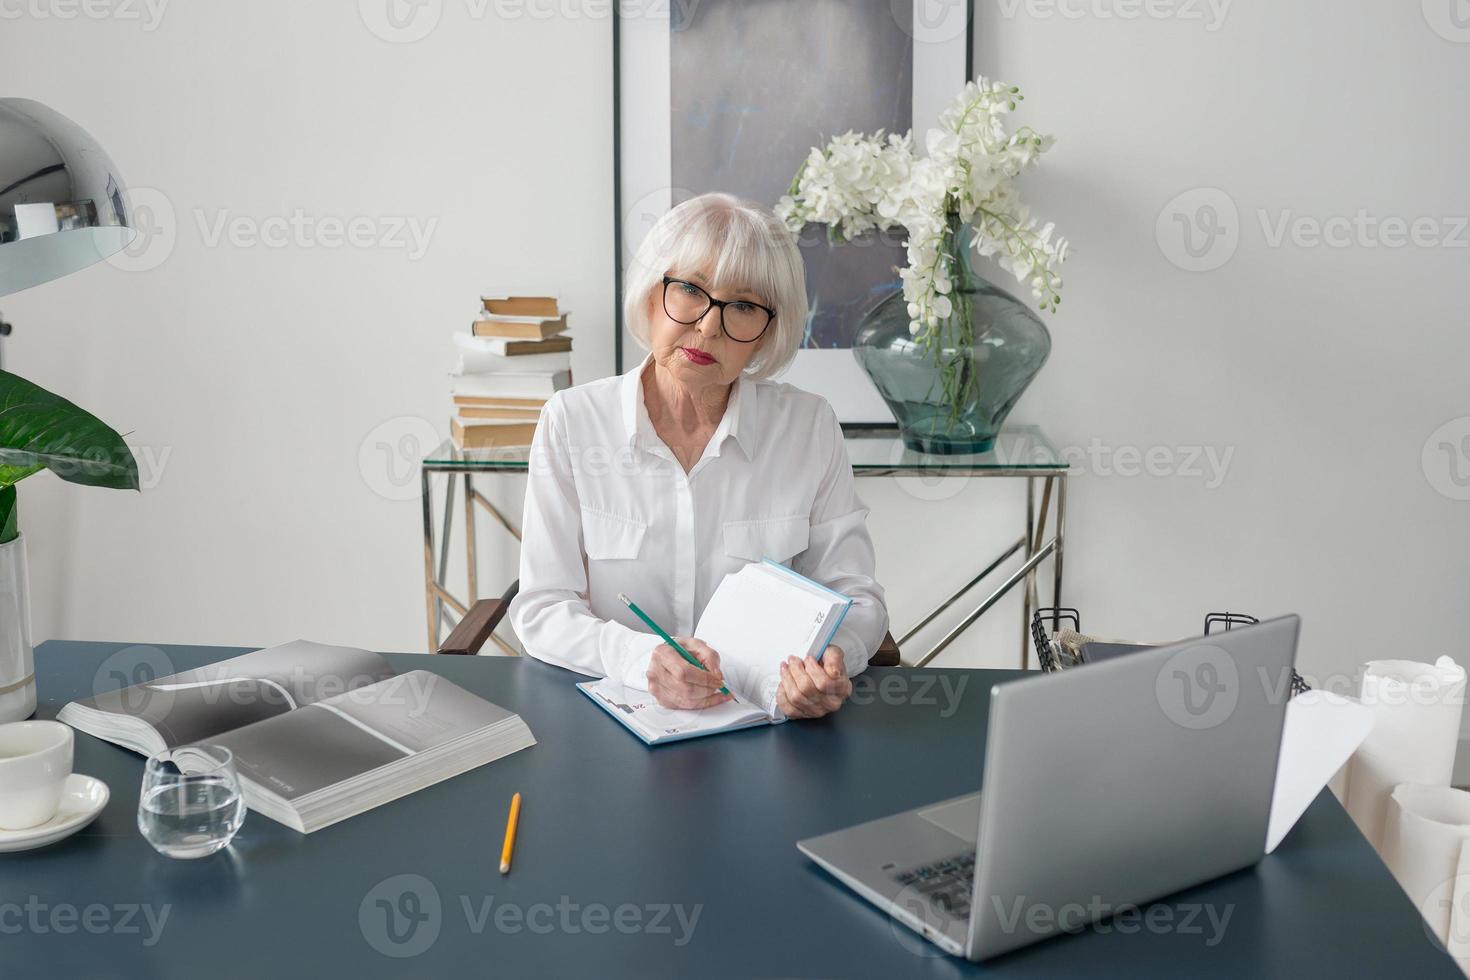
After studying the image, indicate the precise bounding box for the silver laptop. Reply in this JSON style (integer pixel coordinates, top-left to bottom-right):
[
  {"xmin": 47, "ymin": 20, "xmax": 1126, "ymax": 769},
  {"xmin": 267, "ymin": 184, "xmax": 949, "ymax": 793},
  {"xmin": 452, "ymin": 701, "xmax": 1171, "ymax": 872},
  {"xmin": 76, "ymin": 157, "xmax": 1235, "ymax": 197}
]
[{"xmin": 798, "ymin": 615, "xmax": 1299, "ymax": 961}]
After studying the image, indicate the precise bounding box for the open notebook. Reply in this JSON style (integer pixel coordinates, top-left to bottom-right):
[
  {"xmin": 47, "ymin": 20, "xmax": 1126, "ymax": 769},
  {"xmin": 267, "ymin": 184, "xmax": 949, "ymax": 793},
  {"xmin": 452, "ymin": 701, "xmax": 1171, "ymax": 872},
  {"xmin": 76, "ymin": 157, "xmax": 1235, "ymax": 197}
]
[{"xmin": 580, "ymin": 559, "xmax": 852, "ymax": 744}]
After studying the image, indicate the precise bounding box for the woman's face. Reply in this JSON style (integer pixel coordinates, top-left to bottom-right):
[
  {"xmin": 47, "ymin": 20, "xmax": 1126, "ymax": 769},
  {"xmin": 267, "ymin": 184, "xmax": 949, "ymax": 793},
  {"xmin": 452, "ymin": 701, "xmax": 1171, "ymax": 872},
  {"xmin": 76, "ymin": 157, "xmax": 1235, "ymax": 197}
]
[{"xmin": 645, "ymin": 270, "xmax": 770, "ymax": 392}]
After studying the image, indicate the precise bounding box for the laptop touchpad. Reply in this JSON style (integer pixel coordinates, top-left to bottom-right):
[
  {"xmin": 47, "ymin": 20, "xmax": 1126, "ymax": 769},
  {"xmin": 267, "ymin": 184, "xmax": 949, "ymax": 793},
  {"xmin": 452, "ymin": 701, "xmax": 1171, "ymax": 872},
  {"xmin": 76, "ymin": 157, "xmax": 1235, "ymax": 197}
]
[{"xmin": 918, "ymin": 794, "xmax": 982, "ymax": 841}]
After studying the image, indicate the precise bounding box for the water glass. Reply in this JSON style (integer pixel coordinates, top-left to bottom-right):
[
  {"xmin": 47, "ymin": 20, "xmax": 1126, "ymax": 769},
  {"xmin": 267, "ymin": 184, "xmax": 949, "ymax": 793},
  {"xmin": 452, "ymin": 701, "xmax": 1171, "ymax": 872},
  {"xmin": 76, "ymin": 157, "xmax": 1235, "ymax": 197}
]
[{"xmin": 137, "ymin": 744, "xmax": 245, "ymax": 859}]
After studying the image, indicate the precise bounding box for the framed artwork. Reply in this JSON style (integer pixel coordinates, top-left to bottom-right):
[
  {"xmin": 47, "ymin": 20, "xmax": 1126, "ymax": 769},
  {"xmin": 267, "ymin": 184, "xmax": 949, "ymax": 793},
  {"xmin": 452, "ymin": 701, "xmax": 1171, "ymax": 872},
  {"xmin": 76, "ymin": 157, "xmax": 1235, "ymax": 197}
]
[{"xmin": 613, "ymin": 0, "xmax": 975, "ymax": 423}]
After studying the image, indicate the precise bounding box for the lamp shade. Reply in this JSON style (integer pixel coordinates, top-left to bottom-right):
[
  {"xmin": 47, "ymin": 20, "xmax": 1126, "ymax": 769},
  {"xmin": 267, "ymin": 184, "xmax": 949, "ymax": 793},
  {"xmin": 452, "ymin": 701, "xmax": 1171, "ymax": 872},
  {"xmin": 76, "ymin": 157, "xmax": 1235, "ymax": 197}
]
[{"xmin": 0, "ymin": 99, "xmax": 135, "ymax": 297}]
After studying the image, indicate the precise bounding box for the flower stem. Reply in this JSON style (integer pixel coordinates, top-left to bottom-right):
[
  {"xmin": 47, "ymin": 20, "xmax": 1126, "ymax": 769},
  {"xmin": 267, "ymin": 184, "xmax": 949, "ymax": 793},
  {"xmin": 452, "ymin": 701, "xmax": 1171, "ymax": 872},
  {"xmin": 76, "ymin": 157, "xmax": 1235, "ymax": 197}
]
[{"xmin": 915, "ymin": 214, "xmax": 979, "ymax": 435}]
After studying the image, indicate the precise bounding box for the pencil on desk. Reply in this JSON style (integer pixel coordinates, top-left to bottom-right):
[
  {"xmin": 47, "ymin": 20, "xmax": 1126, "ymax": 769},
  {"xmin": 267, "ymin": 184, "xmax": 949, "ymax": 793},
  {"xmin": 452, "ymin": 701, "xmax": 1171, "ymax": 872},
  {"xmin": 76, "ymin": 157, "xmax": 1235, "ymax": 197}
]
[
  {"xmin": 499, "ymin": 792, "xmax": 521, "ymax": 875},
  {"xmin": 617, "ymin": 592, "xmax": 730, "ymax": 697}
]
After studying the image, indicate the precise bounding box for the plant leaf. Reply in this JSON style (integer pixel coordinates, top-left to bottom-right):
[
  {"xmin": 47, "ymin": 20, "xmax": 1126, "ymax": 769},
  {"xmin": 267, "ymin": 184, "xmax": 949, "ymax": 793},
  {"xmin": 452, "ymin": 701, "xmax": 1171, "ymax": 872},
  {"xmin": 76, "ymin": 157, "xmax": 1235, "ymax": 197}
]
[
  {"xmin": 0, "ymin": 462, "xmax": 43, "ymax": 488},
  {"xmin": 0, "ymin": 371, "xmax": 139, "ymax": 491}
]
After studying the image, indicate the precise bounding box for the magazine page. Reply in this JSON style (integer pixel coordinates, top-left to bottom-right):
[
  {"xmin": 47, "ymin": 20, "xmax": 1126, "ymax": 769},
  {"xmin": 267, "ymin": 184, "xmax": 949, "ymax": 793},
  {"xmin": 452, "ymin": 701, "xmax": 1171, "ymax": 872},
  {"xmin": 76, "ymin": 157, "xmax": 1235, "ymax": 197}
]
[
  {"xmin": 207, "ymin": 671, "xmax": 518, "ymax": 803},
  {"xmin": 68, "ymin": 640, "xmax": 395, "ymax": 748}
]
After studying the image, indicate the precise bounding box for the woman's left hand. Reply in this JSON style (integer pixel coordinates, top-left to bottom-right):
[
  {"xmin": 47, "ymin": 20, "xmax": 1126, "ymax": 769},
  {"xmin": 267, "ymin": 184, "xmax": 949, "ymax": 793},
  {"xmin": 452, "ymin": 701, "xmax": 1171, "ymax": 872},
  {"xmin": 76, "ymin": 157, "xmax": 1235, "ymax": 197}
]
[{"xmin": 777, "ymin": 645, "xmax": 851, "ymax": 720}]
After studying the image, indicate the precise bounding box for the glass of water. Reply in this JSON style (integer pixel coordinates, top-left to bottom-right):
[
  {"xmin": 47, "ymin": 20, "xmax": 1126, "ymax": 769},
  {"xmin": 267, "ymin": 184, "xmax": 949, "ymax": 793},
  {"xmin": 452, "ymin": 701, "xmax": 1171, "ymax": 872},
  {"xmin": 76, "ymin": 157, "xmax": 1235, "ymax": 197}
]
[{"xmin": 137, "ymin": 744, "xmax": 245, "ymax": 859}]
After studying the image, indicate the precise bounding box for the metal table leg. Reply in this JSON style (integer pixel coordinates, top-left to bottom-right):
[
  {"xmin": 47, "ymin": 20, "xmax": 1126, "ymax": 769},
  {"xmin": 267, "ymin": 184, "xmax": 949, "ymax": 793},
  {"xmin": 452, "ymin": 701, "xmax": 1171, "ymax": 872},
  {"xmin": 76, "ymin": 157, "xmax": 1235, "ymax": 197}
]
[
  {"xmin": 1021, "ymin": 476, "xmax": 1035, "ymax": 669},
  {"xmin": 464, "ymin": 473, "xmax": 478, "ymax": 606},
  {"xmin": 896, "ymin": 539, "xmax": 1025, "ymax": 651},
  {"xmin": 421, "ymin": 467, "xmax": 437, "ymax": 653},
  {"xmin": 434, "ymin": 473, "xmax": 457, "ymax": 647},
  {"xmin": 422, "ymin": 459, "xmax": 527, "ymax": 657},
  {"xmin": 471, "ymin": 485, "xmax": 523, "ymax": 543},
  {"xmin": 421, "ymin": 469, "xmax": 463, "ymax": 653},
  {"xmin": 911, "ymin": 541, "xmax": 1057, "ymax": 668},
  {"xmin": 1053, "ymin": 472, "xmax": 1067, "ymax": 624},
  {"xmin": 908, "ymin": 471, "xmax": 1061, "ymax": 670}
]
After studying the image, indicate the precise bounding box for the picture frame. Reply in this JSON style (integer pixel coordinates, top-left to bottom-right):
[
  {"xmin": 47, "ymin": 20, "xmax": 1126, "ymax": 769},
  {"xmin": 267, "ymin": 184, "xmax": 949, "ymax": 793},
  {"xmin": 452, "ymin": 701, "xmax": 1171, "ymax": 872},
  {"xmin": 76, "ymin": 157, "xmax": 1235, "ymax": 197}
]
[{"xmin": 612, "ymin": 0, "xmax": 975, "ymax": 424}]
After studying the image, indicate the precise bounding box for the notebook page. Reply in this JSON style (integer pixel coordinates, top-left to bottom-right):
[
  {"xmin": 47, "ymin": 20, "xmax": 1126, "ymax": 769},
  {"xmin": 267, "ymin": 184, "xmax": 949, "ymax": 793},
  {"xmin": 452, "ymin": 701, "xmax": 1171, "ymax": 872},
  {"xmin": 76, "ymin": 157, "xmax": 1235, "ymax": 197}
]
[
  {"xmin": 694, "ymin": 563, "xmax": 842, "ymax": 716},
  {"xmin": 582, "ymin": 678, "xmax": 768, "ymax": 742},
  {"xmin": 762, "ymin": 559, "xmax": 849, "ymax": 602}
]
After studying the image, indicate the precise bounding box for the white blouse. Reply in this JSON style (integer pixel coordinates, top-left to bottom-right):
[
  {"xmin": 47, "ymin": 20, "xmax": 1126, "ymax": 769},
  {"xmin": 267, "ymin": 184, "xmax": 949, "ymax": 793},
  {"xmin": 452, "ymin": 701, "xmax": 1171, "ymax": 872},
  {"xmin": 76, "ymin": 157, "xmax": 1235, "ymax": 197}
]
[{"xmin": 507, "ymin": 352, "xmax": 889, "ymax": 689}]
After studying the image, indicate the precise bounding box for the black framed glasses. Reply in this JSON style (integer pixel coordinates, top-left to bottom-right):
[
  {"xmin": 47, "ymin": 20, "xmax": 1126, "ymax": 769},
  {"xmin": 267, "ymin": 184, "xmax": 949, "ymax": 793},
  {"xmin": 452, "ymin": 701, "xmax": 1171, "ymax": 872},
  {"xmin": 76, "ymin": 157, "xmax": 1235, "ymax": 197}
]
[{"xmin": 661, "ymin": 276, "xmax": 776, "ymax": 344}]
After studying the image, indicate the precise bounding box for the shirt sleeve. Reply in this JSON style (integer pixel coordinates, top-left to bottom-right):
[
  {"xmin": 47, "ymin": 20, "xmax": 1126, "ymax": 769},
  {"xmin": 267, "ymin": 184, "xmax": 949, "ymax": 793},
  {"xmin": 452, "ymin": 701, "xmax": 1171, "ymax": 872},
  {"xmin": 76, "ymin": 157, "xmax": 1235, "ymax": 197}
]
[
  {"xmin": 792, "ymin": 400, "xmax": 890, "ymax": 678},
  {"xmin": 506, "ymin": 394, "xmax": 665, "ymax": 688}
]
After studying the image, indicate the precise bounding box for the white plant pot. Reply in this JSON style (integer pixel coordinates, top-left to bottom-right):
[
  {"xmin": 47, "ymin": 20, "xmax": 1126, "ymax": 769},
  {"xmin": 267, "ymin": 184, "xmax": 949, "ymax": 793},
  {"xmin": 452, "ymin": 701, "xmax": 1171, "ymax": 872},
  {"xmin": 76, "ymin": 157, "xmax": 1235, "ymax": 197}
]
[{"xmin": 0, "ymin": 533, "xmax": 36, "ymax": 723}]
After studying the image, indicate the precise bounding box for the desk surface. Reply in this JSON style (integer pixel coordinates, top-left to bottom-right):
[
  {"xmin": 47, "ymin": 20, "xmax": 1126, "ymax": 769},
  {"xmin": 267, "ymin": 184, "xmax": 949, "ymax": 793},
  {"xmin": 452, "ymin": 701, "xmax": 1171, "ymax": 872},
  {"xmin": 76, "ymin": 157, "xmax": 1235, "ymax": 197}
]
[{"xmin": 7, "ymin": 641, "xmax": 1457, "ymax": 979}]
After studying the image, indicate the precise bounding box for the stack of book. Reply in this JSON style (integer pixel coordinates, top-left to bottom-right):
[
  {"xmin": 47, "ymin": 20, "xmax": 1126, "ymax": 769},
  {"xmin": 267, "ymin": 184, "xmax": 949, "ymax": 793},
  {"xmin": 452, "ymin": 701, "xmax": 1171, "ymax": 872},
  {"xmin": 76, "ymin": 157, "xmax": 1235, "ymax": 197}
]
[{"xmin": 451, "ymin": 295, "xmax": 573, "ymax": 450}]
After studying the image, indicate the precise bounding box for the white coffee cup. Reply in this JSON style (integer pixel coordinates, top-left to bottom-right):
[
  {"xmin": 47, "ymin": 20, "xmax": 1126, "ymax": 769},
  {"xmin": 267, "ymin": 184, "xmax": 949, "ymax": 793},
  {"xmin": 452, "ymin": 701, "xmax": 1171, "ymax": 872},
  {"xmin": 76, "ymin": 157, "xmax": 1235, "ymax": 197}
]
[{"xmin": 0, "ymin": 721, "xmax": 74, "ymax": 830}]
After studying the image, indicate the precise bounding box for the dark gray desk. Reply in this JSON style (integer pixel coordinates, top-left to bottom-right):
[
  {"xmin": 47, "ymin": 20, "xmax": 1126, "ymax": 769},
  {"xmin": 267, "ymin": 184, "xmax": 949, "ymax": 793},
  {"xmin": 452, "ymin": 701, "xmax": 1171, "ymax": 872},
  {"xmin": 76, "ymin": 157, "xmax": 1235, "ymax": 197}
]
[{"xmin": 5, "ymin": 641, "xmax": 1457, "ymax": 979}]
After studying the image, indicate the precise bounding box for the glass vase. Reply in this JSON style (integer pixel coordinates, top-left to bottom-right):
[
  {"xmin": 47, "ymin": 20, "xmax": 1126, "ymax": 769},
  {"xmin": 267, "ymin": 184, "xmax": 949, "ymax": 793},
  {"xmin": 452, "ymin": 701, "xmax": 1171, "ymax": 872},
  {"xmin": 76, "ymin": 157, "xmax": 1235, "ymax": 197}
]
[{"xmin": 852, "ymin": 219, "xmax": 1051, "ymax": 455}]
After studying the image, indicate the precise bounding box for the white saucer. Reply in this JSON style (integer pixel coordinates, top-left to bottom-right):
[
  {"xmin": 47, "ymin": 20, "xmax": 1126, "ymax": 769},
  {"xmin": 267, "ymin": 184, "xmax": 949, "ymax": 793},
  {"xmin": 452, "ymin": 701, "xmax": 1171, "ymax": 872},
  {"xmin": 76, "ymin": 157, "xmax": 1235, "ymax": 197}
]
[{"xmin": 0, "ymin": 774, "xmax": 110, "ymax": 852}]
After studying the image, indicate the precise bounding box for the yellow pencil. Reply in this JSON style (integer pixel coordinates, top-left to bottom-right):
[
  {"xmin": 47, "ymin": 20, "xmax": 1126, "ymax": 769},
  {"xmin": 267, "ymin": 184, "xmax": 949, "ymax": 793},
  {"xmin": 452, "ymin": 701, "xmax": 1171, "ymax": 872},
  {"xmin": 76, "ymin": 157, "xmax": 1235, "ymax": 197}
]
[{"xmin": 499, "ymin": 792, "xmax": 522, "ymax": 875}]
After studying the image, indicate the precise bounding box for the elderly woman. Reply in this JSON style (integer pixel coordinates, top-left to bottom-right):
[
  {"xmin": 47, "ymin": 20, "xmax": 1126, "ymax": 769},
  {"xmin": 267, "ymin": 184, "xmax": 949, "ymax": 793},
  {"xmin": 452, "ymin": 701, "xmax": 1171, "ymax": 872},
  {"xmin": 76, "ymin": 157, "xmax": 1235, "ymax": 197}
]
[{"xmin": 507, "ymin": 193, "xmax": 888, "ymax": 719}]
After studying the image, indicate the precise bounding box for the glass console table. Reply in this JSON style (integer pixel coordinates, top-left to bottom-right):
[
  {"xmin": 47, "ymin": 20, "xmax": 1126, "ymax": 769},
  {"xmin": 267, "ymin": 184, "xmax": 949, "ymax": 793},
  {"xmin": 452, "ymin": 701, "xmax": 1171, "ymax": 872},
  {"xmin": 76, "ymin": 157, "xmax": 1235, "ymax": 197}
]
[{"xmin": 420, "ymin": 425, "xmax": 1068, "ymax": 667}]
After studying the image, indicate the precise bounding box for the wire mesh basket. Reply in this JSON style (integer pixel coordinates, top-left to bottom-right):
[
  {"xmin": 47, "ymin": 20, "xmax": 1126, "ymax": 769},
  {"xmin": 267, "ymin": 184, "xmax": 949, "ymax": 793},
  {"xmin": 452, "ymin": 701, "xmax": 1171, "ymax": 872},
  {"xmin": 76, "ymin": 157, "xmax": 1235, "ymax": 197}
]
[{"xmin": 1030, "ymin": 607, "xmax": 1310, "ymax": 697}]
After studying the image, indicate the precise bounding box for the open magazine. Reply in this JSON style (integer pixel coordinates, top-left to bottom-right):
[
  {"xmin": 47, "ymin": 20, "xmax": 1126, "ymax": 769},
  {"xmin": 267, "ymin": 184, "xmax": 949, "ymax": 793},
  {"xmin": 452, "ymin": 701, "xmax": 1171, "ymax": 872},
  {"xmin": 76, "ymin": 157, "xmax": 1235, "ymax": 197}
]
[{"xmin": 58, "ymin": 640, "xmax": 535, "ymax": 833}]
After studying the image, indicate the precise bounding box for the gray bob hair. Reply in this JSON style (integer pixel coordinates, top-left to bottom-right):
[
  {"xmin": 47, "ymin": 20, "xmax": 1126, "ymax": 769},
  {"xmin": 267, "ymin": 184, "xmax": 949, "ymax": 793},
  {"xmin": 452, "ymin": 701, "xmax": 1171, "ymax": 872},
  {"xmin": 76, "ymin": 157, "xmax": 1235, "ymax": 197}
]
[{"xmin": 623, "ymin": 192, "xmax": 808, "ymax": 380}]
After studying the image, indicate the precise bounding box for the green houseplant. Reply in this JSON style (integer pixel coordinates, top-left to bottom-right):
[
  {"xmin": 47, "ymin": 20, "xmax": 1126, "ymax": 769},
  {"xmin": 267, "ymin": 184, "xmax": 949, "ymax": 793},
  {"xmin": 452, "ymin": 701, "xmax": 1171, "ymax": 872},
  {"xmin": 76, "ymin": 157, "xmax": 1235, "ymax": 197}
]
[
  {"xmin": 0, "ymin": 370, "xmax": 137, "ymax": 721},
  {"xmin": 0, "ymin": 370, "xmax": 139, "ymax": 540}
]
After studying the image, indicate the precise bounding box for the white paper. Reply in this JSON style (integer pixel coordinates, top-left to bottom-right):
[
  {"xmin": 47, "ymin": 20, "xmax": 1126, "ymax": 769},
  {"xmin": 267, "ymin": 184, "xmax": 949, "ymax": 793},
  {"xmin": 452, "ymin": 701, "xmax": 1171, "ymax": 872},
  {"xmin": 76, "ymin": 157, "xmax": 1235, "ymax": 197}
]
[
  {"xmin": 1267, "ymin": 689, "xmax": 1375, "ymax": 852},
  {"xmin": 580, "ymin": 678, "xmax": 768, "ymax": 743},
  {"xmin": 1344, "ymin": 657, "xmax": 1467, "ymax": 849},
  {"xmin": 448, "ymin": 370, "xmax": 569, "ymax": 400},
  {"xmin": 1381, "ymin": 784, "xmax": 1470, "ymax": 971},
  {"xmin": 693, "ymin": 563, "xmax": 847, "ymax": 717}
]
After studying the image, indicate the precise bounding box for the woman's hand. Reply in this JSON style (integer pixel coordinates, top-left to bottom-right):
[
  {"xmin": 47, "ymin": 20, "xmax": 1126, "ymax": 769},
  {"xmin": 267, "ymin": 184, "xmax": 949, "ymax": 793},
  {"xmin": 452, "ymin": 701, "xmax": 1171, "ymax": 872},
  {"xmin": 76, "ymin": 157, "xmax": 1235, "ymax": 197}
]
[
  {"xmin": 777, "ymin": 645, "xmax": 851, "ymax": 720},
  {"xmin": 646, "ymin": 636, "xmax": 733, "ymax": 710}
]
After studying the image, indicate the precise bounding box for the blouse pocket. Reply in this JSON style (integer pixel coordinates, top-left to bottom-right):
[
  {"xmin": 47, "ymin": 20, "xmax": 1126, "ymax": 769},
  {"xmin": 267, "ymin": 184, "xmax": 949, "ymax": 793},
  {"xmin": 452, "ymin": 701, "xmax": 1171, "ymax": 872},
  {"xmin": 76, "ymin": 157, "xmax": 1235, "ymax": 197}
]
[
  {"xmin": 581, "ymin": 507, "xmax": 648, "ymax": 560},
  {"xmin": 722, "ymin": 515, "xmax": 811, "ymax": 564}
]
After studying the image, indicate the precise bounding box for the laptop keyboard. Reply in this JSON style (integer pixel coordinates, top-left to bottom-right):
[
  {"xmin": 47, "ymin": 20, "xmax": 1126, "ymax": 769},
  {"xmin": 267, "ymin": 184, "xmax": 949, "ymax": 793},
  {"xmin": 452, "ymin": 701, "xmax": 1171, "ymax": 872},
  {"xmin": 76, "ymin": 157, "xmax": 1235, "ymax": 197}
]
[{"xmin": 892, "ymin": 851, "xmax": 977, "ymax": 918}]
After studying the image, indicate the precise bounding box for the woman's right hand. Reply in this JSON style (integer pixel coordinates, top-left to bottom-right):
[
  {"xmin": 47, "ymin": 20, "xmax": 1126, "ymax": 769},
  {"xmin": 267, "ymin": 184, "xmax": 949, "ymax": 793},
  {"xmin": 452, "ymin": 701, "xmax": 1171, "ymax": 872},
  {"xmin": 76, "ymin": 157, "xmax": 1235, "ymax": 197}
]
[{"xmin": 646, "ymin": 636, "xmax": 732, "ymax": 710}]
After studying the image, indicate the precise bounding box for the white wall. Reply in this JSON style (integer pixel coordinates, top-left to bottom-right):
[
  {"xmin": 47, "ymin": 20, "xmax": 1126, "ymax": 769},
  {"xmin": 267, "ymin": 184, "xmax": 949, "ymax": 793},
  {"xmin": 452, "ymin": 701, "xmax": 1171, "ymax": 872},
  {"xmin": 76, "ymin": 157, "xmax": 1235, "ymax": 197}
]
[
  {"xmin": 3, "ymin": 2, "xmax": 1466, "ymax": 686},
  {"xmin": 2, "ymin": 1, "xmax": 613, "ymax": 654},
  {"xmin": 958, "ymin": 0, "xmax": 1470, "ymax": 683}
]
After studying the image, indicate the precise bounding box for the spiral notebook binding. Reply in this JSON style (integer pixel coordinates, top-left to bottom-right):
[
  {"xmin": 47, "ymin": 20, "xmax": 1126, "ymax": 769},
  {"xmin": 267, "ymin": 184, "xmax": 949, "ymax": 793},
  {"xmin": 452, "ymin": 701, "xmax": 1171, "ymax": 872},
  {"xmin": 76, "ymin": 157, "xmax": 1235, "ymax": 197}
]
[{"xmin": 1030, "ymin": 607, "xmax": 1311, "ymax": 698}]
